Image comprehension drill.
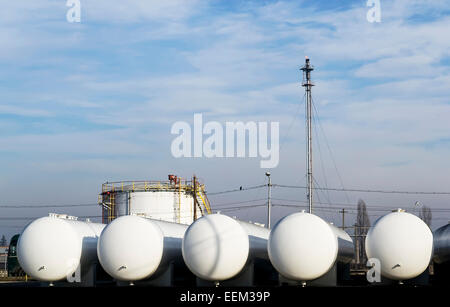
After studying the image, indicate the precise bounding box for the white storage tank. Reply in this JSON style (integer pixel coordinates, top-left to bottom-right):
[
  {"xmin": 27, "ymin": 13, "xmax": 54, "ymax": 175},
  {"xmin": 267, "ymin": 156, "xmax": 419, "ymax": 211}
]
[
  {"xmin": 365, "ymin": 209, "xmax": 433, "ymax": 280},
  {"xmin": 17, "ymin": 213, "xmax": 105, "ymax": 282},
  {"xmin": 99, "ymin": 177, "xmax": 210, "ymax": 225},
  {"xmin": 268, "ymin": 211, "xmax": 353, "ymax": 282},
  {"xmin": 433, "ymin": 222, "xmax": 450, "ymax": 264},
  {"xmin": 182, "ymin": 213, "xmax": 269, "ymax": 282},
  {"xmin": 97, "ymin": 214, "xmax": 187, "ymax": 281}
]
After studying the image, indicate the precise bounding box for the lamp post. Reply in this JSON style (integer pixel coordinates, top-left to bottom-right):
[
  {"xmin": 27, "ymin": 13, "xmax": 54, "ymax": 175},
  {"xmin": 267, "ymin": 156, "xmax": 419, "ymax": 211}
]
[{"xmin": 266, "ymin": 172, "xmax": 272, "ymax": 229}]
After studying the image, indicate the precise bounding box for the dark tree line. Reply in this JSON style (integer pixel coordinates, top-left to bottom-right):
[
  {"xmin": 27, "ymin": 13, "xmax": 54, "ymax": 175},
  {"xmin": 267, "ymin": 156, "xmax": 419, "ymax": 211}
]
[
  {"xmin": 0, "ymin": 235, "xmax": 6, "ymax": 246},
  {"xmin": 355, "ymin": 199, "xmax": 370, "ymax": 266},
  {"xmin": 419, "ymin": 205, "xmax": 432, "ymax": 228}
]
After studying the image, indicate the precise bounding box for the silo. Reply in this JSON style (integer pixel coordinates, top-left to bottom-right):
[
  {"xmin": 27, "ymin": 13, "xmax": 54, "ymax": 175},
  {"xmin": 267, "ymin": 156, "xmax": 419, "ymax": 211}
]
[{"xmin": 98, "ymin": 176, "xmax": 211, "ymax": 225}]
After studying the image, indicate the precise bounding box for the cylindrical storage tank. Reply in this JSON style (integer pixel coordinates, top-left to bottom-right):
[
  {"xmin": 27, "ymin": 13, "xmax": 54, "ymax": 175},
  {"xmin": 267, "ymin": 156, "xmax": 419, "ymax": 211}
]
[
  {"xmin": 100, "ymin": 180, "xmax": 209, "ymax": 225},
  {"xmin": 432, "ymin": 223, "xmax": 450, "ymax": 264},
  {"xmin": 182, "ymin": 213, "xmax": 269, "ymax": 282},
  {"xmin": 365, "ymin": 209, "xmax": 433, "ymax": 280},
  {"xmin": 329, "ymin": 223, "xmax": 355, "ymax": 264},
  {"xmin": 97, "ymin": 215, "xmax": 187, "ymax": 281},
  {"xmin": 268, "ymin": 211, "xmax": 353, "ymax": 281},
  {"xmin": 17, "ymin": 215, "xmax": 105, "ymax": 282}
]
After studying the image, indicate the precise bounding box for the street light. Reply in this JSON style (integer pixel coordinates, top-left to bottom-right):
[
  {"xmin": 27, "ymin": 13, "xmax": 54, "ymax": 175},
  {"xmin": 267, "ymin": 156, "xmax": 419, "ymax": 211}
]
[{"xmin": 266, "ymin": 172, "xmax": 272, "ymax": 229}]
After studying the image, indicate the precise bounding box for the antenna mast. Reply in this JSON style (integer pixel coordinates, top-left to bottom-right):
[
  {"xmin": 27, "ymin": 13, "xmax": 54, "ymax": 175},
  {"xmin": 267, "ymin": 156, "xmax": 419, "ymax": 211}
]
[{"xmin": 301, "ymin": 56, "xmax": 314, "ymax": 214}]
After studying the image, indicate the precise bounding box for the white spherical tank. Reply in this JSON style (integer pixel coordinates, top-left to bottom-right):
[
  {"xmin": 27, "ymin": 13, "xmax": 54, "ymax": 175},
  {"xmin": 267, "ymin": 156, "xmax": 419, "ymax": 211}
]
[
  {"xmin": 268, "ymin": 212, "xmax": 339, "ymax": 281},
  {"xmin": 182, "ymin": 214, "xmax": 269, "ymax": 281},
  {"xmin": 18, "ymin": 217, "xmax": 81, "ymax": 281},
  {"xmin": 97, "ymin": 215, "xmax": 164, "ymax": 281},
  {"xmin": 97, "ymin": 215, "xmax": 187, "ymax": 281},
  {"xmin": 365, "ymin": 210, "xmax": 433, "ymax": 280},
  {"xmin": 17, "ymin": 215, "xmax": 105, "ymax": 282}
]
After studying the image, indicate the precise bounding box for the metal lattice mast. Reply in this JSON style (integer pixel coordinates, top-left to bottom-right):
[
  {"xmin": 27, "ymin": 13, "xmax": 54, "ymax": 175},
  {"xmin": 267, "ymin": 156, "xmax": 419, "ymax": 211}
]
[{"xmin": 301, "ymin": 56, "xmax": 314, "ymax": 214}]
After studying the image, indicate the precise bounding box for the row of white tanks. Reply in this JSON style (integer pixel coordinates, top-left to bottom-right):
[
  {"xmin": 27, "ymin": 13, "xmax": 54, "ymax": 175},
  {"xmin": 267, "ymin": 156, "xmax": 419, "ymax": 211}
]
[{"xmin": 16, "ymin": 208, "xmax": 445, "ymax": 285}]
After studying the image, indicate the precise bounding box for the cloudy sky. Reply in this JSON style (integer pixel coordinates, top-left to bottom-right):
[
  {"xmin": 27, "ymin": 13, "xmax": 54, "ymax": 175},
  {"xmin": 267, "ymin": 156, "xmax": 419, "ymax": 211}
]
[{"xmin": 1, "ymin": 0, "xmax": 450, "ymax": 241}]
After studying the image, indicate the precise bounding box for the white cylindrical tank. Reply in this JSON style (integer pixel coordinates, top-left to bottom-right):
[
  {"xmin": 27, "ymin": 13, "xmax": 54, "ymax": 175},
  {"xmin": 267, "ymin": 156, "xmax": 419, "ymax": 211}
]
[
  {"xmin": 97, "ymin": 215, "xmax": 187, "ymax": 281},
  {"xmin": 182, "ymin": 213, "xmax": 269, "ymax": 282},
  {"xmin": 108, "ymin": 190, "xmax": 196, "ymax": 225},
  {"xmin": 17, "ymin": 214, "xmax": 105, "ymax": 282},
  {"xmin": 268, "ymin": 211, "xmax": 353, "ymax": 281},
  {"xmin": 365, "ymin": 209, "xmax": 433, "ymax": 280}
]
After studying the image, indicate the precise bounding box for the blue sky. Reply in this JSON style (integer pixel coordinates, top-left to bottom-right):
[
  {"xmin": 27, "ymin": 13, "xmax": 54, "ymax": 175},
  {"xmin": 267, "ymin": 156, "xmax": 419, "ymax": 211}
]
[{"xmin": 1, "ymin": 0, "xmax": 450, "ymax": 240}]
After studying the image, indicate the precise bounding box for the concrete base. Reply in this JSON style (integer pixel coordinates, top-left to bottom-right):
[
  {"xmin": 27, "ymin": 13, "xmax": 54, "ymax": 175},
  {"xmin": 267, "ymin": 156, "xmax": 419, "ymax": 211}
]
[
  {"xmin": 278, "ymin": 262, "xmax": 352, "ymax": 287},
  {"xmin": 50, "ymin": 262, "xmax": 99, "ymax": 287},
  {"xmin": 197, "ymin": 261, "xmax": 255, "ymax": 287},
  {"xmin": 433, "ymin": 262, "xmax": 450, "ymax": 286},
  {"xmin": 117, "ymin": 263, "xmax": 175, "ymax": 287},
  {"xmin": 367, "ymin": 268, "xmax": 430, "ymax": 286},
  {"xmin": 79, "ymin": 261, "xmax": 96, "ymax": 287},
  {"xmin": 278, "ymin": 275, "xmax": 303, "ymax": 287},
  {"xmin": 337, "ymin": 262, "xmax": 352, "ymax": 284},
  {"xmin": 94, "ymin": 263, "xmax": 115, "ymax": 286},
  {"xmin": 279, "ymin": 263, "xmax": 337, "ymax": 287},
  {"xmin": 253, "ymin": 258, "xmax": 279, "ymax": 286}
]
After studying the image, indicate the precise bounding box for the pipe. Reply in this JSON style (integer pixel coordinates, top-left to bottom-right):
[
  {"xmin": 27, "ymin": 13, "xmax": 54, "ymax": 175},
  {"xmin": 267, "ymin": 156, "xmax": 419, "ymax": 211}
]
[{"xmin": 432, "ymin": 223, "xmax": 450, "ymax": 264}]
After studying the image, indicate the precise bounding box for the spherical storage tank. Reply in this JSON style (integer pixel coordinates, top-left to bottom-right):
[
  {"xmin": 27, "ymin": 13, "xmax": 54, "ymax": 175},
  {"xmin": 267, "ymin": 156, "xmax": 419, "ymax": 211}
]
[
  {"xmin": 268, "ymin": 211, "xmax": 353, "ymax": 281},
  {"xmin": 17, "ymin": 214, "xmax": 105, "ymax": 282},
  {"xmin": 97, "ymin": 214, "xmax": 187, "ymax": 281},
  {"xmin": 365, "ymin": 209, "xmax": 433, "ymax": 280},
  {"xmin": 182, "ymin": 213, "xmax": 269, "ymax": 282}
]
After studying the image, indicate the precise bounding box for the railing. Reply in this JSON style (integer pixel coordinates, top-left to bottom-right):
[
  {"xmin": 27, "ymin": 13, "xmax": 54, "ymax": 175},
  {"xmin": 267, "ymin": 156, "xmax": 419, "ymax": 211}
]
[
  {"xmin": 101, "ymin": 180, "xmax": 195, "ymax": 194},
  {"xmin": 98, "ymin": 179, "xmax": 213, "ymax": 224},
  {"xmin": 197, "ymin": 185, "xmax": 212, "ymax": 214}
]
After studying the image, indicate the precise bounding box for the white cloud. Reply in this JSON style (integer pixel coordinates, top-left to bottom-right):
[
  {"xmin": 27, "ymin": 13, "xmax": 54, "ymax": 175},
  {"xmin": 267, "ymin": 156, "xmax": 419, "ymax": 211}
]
[
  {"xmin": 83, "ymin": 0, "xmax": 205, "ymax": 23},
  {"xmin": 354, "ymin": 55, "xmax": 444, "ymax": 78},
  {"xmin": 0, "ymin": 105, "xmax": 53, "ymax": 117}
]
